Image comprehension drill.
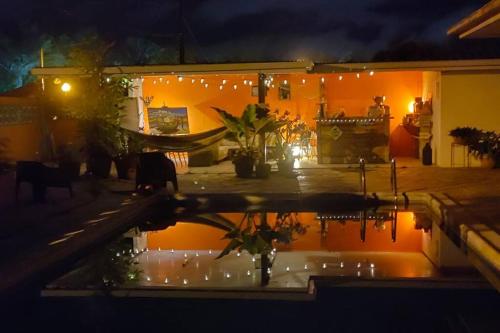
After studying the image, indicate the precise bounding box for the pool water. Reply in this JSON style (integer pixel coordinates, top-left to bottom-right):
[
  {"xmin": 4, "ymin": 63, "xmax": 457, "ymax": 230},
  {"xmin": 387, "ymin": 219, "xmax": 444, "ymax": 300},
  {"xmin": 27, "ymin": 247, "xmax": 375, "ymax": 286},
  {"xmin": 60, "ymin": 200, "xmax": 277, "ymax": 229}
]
[{"xmin": 44, "ymin": 204, "xmax": 480, "ymax": 296}]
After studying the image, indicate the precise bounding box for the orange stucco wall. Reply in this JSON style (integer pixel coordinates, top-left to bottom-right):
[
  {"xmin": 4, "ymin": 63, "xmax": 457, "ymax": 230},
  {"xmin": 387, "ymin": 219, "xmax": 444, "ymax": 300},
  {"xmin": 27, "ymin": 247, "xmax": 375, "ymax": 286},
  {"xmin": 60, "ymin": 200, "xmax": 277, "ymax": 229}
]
[{"xmin": 142, "ymin": 72, "xmax": 422, "ymax": 136}]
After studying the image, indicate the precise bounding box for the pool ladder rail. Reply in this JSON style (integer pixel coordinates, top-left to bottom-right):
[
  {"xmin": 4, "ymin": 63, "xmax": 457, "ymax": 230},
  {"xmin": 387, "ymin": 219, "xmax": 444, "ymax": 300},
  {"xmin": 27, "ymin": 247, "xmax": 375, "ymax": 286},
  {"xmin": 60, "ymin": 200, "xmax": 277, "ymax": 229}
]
[{"xmin": 358, "ymin": 157, "xmax": 399, "ymax": 242}]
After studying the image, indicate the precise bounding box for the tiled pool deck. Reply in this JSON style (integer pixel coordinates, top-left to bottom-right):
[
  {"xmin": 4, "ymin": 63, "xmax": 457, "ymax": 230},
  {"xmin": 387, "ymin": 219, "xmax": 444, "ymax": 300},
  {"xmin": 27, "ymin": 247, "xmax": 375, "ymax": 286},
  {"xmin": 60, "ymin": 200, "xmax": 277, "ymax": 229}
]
[{"xmin": 0, "ymin": 158, "xmax": 498, "ymax": 294}]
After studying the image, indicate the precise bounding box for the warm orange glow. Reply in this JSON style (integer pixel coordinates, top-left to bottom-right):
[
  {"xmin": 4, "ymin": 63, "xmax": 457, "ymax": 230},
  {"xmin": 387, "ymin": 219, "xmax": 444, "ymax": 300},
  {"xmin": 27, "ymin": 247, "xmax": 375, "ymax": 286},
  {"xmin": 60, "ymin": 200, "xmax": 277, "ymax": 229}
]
[
  {"xmin": 408, "ymin": 101, "xmax": 415, "ymax": 113},
  {"xmin": 146, "ymin": 212, "xmax": 422, "ymax": 253},
  {"xmin": 61, "ymin": 82, "xmax": 71, "ymax": 93}
]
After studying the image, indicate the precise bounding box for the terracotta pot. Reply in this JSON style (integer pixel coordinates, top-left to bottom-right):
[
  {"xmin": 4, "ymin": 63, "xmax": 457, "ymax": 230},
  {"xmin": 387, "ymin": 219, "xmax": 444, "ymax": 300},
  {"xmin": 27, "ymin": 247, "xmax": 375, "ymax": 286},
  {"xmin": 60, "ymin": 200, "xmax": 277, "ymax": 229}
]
[
  {"xmin": 114, "ymin": 154, "xmax": 138, "ymax": 180},
  {"xmin": 452, "ymin": 136, "xmax": 466, "ymax": 145},
  {"xmin": 255, "ymin": 163, "xmax": 271, "ymax": 179},
  {"xmin": 480, "ymin": 156, "xmax": 495, "ymax": 169},
  {"xmin": 277, "ymin": 159, "xmax": 294, "ymax": 175},
  {"xmin": 87, "ymin": 154, "xmax": 112, "ymax": 178},
  {"xmin": 233, "ymin": 156, "xmax": 254, "ymax": 178}
]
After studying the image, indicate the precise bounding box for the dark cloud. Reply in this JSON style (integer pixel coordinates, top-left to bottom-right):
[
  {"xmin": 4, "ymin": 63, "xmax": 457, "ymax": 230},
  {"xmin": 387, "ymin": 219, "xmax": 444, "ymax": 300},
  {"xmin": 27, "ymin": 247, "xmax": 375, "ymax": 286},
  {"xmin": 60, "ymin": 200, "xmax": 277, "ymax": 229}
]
[{"xmin": 0, "ymin": 0, "xmax": 496, "ymax": 62}]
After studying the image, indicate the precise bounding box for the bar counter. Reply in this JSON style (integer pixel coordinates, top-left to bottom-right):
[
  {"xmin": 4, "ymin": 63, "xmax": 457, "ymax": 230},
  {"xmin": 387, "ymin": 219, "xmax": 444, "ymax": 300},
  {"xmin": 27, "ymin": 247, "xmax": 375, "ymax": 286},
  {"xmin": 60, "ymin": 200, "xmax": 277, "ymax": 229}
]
[{"xmin": 316, "ymin": 116, "xmax": 390, "ymax": 164}]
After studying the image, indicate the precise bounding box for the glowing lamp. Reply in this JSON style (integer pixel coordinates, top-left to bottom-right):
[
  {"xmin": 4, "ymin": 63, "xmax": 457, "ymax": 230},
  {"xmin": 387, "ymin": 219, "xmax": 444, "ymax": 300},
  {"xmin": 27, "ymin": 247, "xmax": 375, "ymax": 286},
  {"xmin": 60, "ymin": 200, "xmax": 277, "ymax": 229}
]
[
  {"xmin": 61, "ymin": 82, "xmax": 71, "ymax": 93},
  {"xmin": 407, "ymin": 101, "xmax": 415, "ymax": 113}
]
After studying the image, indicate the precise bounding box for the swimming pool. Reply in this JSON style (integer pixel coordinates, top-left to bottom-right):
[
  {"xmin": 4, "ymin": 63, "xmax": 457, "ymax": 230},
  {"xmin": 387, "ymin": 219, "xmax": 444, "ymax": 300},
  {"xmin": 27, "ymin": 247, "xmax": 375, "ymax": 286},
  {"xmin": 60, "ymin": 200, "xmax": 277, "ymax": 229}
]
[{"xmin": 43, "ymin": 198, "xmax": 486, "ymax": 298}]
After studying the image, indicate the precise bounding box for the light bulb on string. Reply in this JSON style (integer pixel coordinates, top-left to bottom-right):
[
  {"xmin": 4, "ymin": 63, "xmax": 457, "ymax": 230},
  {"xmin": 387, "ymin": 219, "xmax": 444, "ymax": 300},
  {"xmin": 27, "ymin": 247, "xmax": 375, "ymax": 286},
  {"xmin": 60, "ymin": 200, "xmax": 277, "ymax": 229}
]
[
  {"xmin": 356, "ymin": 73, "xmax": 360, "ymax": 79},
  {"xmin": 219, "ymin": 85, "xmax": 223, "ymax": 90},
  {"xmin": 321, "ymin": 77, "xmax": 325, "ymax": 83},
  {"xmin": 222, "ymin": 79, "xmax": 227, "ymax": 85},
  {"xmin": 369, "ymin": 70, "xmax": 374, "ymax": 76},
  {"xmin": 302, "ymin": 78, "xmax": 306, "ymax": 84},
  {"xmin": 178, "ymin": 76, "xmax": 183, "ymax": 82},
  {"xmin": 191, "ymin": 78, "xmax": 195, "ymax": 84},
  {"xmin": 204, "ymin": 83, "xmax": 209, "ymax": 88},
  {"xmin": 233, "ymin": 84, "xmax": 237, "ymax": 90},
  {"xmin": 338, "ymin": 75, "xmax": 343, "ymax": 81},
  {"xmin": 243, "ymin": 80, "xmax": 248, "ymax": 85},
  {"xmin": 248, "ymin": 80, "xmax": 253, "ymax": 85},
  {"xmin": 159, "ymin": 77, "xmax": 163, "ymax": 83},
  {"xmin": 200, "ymin": 78, "xmax": 205, "ymax": 84}
]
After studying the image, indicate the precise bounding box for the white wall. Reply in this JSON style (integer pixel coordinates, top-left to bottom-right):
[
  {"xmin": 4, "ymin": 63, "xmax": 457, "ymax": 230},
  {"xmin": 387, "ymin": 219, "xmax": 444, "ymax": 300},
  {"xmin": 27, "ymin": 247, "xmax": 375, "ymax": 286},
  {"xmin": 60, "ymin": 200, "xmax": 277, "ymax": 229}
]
[
  {"xmin": 423, "ymin": 71, "xmax": 441, "ymax": 164},
  {"xmin": 437, "ymin": 72, "xmax": 500, "ymax": 167}
]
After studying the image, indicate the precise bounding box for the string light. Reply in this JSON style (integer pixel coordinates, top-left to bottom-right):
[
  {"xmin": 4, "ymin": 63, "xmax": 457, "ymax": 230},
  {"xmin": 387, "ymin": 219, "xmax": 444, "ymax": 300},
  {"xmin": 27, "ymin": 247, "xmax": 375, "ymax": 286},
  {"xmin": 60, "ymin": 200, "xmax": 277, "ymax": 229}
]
[
  {"xmin": 283, "ymin": 79, "xmax": 288, "ymax": 85},
  {"xmin": 304, "ymin": 264, "xmax": 308, "ymax": 270},
  {"xmin": 248, "ymin": 80, "xmax": 253, "ymax": 85},
  {"xmin": 153, "ymin": 80, "xmax": 157, "ymax": 85},
  {"xmin": 369, "ymin": 70, "xmax": 374, "ymax": 76},
  {"xmin": 247, "ymin": 270, "xmax": 251, "ymax": 276},
  {"xmin": 222, "ymin": 79, "xmax": 227, "ymax": 85},
  {"xmin": 356, "ymin": 73, "xmax": 360, "ymax": 79},
  {"xmin": 225, "ymin": 273, "xmax": 231, "ymax": 279},
  {"xmin": 233, "ymin": 84, "xmax": 237, "ymax": 90},
  {"xmin": 204, "ymin": 83, "xmax": 209, "ymax": 88},
  {"xmin": 243, "ymin": 80, "xmax": 248, "ymax": 85},
  {"xmin": 183, "ymin": 278, "xmax": 188, "ymax": 285},
  {"xmin": 302, "ymin": 78, "xmax": 306, "ymax": 84},
  {"xmin": 178, "ymin": 76, "xmax": 183, "ymax": 82},
  {"xmin": 164, "ymin": 277, "xmax": 169, "ymax": 284},
  {"xmin": 219, "ymin": 85, "xmax": 223, "ymax": 90},
  {"xmin": 338, "ymin": 75, "xmax": 343, "ymax": 81},
  {"xmin": 159, "ymin": 77, "xmax": 163, "ymax": 83},
  {"xmin": 204, "ymin": 274, "xmax": 209, "ymax": 281},
  {"xmin": 200, "ymin": 78, "xmax": 205, "ymax": 84},
  {"xmin": 166, "ymin": 80, "xmax": 170, "ymax": 84},
  {"xmin": 321, "ymin": 77, "xmax": 325, "ymax": 83},
  {"xmin": 286, "ymin": 266, "xmax": 290, "ymax": 272},
  {"xmin": 191, "ymin": 78, "xmax": 195, "ymax": 83},
  {"xmin": 322, "ymin": 263, "xmax": 327, "ymax": 269}
]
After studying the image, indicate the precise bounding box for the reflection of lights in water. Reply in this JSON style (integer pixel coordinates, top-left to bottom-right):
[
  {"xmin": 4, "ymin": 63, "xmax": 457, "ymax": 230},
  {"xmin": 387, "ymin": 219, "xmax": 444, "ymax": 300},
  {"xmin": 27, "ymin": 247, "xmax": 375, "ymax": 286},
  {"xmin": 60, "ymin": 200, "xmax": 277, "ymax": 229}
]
[
  {"xmin": 293, "ymin": 159, "xmax": 300, "ymax": 169},
  {"xmin": 247, "ymin": 270, "xmax": 251, "ymax": 276},
  {"xmin": 357, "ymin": 271, "xmax": 361, "ymax": 277},
  {"xmin": 370, "ymin": 263, "xmax": 375, "ymax": 268},
  {"xmin": 357, "ymin": 262, "xmax": 361, "ymax": 268}
]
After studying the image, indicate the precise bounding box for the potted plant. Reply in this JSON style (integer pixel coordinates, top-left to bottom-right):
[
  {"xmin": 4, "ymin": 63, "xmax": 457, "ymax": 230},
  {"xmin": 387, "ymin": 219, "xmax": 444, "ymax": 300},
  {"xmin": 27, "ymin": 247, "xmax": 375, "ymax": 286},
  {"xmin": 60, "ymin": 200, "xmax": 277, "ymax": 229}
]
[
  {"xmin": 114, "ymin": 131, "xmax": 144, "ymax": 180},
  {"xmin": 448, "ymin": 127, "xmax": 479, "ymax": 145},
  {"xmin": 214, "ymin": 104, "xmax": 277, "ymax": 178},
  {"xmin": 64, "ymin": 37, "xmax": 131, "ymax": 178},
  {"xmin": 56, "ymin": 144, "xmax": 82, "ymax": 180},
  {"xmin": 469, "ymin": 131, "xmax": 499, "ymax": 168},
  {"xmin": 274, "ymin": 110, "xmax": 307, "ymax": 175}
]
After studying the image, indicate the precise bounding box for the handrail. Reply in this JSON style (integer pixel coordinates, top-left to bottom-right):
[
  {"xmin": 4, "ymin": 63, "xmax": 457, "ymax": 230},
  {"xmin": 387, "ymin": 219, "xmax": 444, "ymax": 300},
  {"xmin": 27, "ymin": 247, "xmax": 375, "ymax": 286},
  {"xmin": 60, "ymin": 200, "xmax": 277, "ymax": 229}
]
[
  {"xmin": 359, "ymin": 158, "xmax": 367, "ymax": 199},
  {"xmin": 390, "ymin": 158, "xmax": 397, "ymax": 199}
]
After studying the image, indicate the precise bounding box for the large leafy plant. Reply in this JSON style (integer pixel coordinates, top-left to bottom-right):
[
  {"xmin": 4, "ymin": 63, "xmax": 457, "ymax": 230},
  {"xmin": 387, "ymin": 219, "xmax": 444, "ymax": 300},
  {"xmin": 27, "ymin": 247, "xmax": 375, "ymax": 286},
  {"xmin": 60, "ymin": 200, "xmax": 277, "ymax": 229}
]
[
  {"xmin": 213, "ymin": 104, "xmax": 282, "ymax": 158},
  {"xmin": 64, "ymin": 37, "xmax": 132, "ymax": 157},
  {"xmin": 273, "ymin": 110, "xmax": 308, "ymax": 161}
]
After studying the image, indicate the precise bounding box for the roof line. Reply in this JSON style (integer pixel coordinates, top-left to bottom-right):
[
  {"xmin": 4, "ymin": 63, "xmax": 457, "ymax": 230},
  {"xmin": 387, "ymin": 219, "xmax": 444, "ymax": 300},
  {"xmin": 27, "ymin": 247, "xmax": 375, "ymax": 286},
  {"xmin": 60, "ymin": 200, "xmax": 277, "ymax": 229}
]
[{"xmin": 447, "ymin": 0, "xmax": 500, "ymax": 36}]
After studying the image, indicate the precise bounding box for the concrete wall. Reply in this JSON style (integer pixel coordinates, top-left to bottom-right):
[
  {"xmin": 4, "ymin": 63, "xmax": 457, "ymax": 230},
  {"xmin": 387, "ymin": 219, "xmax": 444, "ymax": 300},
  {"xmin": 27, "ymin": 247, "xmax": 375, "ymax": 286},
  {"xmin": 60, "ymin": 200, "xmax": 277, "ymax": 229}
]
[{"xmin": 437, "ymin": 72, "xmax": 500, "ymax": 167}]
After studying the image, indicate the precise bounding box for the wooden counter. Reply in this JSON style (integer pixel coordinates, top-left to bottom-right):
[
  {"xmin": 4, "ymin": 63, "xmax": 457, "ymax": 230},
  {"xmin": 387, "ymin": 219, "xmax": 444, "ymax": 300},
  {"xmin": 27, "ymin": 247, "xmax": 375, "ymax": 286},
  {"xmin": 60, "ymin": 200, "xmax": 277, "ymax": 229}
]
[{"xmin": 316, "ymin": 116, "xmax": 390, "ymax": 164}]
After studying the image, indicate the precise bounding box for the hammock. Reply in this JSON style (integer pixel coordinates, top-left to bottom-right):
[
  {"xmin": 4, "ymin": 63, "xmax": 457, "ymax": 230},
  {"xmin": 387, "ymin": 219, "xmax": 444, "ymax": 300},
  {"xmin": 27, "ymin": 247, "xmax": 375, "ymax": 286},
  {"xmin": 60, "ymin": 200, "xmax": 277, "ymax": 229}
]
[{"xmin": 124, "ymin": 126, "xmax": 228, "ymax": 152}]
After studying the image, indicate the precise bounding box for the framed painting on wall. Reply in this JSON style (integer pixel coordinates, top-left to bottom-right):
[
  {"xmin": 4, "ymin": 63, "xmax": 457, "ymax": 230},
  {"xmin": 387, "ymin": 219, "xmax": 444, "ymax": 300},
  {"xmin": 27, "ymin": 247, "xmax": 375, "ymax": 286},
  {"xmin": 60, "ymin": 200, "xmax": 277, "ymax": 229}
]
[{"xmin": 147, "ymin": 107, "xmax": 189, "ymax": 135}]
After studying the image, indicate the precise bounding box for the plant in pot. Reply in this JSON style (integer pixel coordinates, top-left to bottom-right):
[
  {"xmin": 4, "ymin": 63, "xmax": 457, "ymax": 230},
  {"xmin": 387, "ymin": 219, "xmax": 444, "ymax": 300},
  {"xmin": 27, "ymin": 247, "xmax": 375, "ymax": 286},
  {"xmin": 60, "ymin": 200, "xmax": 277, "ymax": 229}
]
[
  {"xmin": 469, "ymin": 130, "xmax": 499, "ymax": 168},
  {"xmin": 64, "ymin": 37, "xmax": 131, "ymax": 178},
  {"xmin": 216, "ymin": 212, "xmax": 307, "ymax": 286},
  {"xmin": 214, "ymin": 104, "xmax": 277, "ymax": 178},
  {"xmin": 114, "ymin": 130, "xmax": 144, "ymax": 180},
  {"xmin": 448, "ymin": 127, "xmax": 480, "ymax": 145},
  {"xmin": 274, "ymin": 110, "xmax": 307, "ymax": 175},
  {"xmin": 56, "ymin": 144, "xmax": 82, "ymax": 180}
]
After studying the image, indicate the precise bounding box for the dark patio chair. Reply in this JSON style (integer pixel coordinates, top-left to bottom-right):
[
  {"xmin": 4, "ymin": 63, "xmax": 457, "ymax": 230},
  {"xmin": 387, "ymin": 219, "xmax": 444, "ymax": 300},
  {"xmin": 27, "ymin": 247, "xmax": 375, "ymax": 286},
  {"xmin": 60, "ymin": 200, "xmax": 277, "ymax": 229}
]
[
  {"xmin": 135, "ymin": 152, "xmax": 178, "ymax": 192},
  {"xmin": 16, "ymin": 161, "xmax": 73, "ymax": 202}
]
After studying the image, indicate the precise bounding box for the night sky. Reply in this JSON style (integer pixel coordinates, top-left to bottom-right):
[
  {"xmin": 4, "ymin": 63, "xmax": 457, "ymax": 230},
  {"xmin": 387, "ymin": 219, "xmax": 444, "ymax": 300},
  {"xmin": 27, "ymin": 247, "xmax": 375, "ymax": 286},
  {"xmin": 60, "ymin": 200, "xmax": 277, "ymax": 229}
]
[{"xmin": 0, "ymin": 0, "xmax": 494, "ymax": 63}]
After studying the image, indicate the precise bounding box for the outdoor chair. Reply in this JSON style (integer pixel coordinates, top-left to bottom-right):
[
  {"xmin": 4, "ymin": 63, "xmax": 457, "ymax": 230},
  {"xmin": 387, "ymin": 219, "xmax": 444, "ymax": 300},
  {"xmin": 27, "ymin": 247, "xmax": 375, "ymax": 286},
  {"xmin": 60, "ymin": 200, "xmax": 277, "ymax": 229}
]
[
  {"xmin": 16, "ymin": 161, "xmax": 73, "ymax": 202},
  {"xmin": 135, "ymin": 152, "xmax": 178, "ymax": 192}
]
